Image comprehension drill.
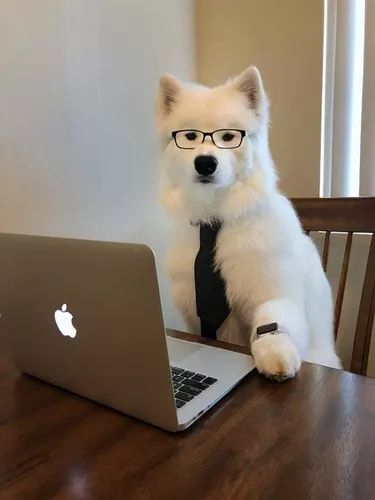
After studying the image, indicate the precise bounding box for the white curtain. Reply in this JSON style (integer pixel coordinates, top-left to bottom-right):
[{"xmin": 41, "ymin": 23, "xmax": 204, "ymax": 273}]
[{"xmin": 321, "ymin": 0, "xmax": 375, "ymax": 197}]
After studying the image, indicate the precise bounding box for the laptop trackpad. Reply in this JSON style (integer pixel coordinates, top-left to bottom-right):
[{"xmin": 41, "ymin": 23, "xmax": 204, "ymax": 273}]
[{"xmin": 166, "ymin": 336, "xmax": 203, "ymax": 364}]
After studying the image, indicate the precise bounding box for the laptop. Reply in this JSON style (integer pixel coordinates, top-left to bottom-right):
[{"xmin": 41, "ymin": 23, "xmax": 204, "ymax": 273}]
[{"xmin": 0, "ymin": 233, "xmax": 254, "ymax": 431}]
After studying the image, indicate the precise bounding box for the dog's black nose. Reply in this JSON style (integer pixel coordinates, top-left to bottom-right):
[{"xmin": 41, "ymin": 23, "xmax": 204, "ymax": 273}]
[{"xmin": 194, "ymin": 155, "xmax": 218, "ymax": 176}]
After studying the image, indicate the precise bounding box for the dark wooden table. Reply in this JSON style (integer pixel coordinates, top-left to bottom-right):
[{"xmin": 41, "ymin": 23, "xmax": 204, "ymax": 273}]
[{"xmin": 1, "ymin": 329, "xmax": 375, "ymax": 500}]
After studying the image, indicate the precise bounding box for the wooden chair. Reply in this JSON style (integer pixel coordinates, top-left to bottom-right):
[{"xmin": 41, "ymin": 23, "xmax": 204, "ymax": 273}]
[{"xmin": 291, "ymin": 197, "xmax": 375, "ymax": 375}]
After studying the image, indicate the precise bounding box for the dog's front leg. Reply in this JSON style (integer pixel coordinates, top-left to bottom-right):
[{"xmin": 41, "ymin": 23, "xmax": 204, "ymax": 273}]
[{"xmin": 250, "ymin": 298, "xmax": 309, "ymax": 381}]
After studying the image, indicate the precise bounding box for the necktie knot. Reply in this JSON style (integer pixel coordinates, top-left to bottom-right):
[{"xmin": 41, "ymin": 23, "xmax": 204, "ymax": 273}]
[{"xmin": 199, "ymin": 221, "xmax": 221, "ymax": 243}]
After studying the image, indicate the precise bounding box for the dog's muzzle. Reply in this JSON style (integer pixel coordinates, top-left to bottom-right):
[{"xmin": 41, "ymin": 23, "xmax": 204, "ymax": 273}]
[{"xmin": 194, "ymin": 155, "xmax": 217, "ymax": 183}]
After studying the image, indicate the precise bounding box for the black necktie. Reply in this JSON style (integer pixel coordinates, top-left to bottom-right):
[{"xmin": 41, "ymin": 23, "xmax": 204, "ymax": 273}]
[{"xmin": 194, "ymin": 221, "xmax": 231, "ymax": 338}]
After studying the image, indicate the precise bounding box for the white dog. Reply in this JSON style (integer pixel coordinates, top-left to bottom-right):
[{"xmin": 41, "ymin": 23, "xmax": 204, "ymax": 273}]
[{"xmin": 156, "ymin": 66, "xmax": 341, "ymax": 380}]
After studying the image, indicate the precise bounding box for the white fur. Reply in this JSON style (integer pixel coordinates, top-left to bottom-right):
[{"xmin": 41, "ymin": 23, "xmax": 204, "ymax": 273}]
[{"xmin": 156, "ymin": 67, "xmax": 341, "ymax": 380}]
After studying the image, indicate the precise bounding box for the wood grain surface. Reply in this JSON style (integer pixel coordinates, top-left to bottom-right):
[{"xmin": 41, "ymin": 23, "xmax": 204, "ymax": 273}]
[{"xmin": 1, "ymin": 329, "xmax": 375, "ymax": 499}]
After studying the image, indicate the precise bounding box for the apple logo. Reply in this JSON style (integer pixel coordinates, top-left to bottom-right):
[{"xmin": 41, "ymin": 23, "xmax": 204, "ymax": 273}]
[{"xmin": 54, "ymin": 304, "xmax": 77, "ymax": 338}]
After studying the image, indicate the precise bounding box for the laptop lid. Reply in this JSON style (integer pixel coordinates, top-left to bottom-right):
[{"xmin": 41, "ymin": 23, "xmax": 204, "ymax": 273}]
[{"xmin": 0, "ymin": 233, "xmax": 179, "ymax": 431}]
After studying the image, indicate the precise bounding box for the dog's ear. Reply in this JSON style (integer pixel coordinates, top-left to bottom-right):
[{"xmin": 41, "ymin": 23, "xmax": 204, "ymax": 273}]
[
  {"xmin": 231, "ymin": 66, "xmax": 266, "ymax": 113},
  {"xmin": 158, "ymin": 74, "xmax": 181, "ymax": 115}
]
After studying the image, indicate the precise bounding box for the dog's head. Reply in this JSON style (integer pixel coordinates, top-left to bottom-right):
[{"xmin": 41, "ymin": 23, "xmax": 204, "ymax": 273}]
[{"xmin": 156, "ymin": 67, "xmax": 276, "ymax": 222}]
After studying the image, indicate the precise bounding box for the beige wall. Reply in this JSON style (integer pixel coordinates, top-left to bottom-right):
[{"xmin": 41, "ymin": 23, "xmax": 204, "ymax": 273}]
[
  {"xmin": 0, "ymin": 0, "xmax": 195, "ymax": 331},
  {"xmin": 196, "ymin": 0, "xmax": 323, "ymax": 197}
]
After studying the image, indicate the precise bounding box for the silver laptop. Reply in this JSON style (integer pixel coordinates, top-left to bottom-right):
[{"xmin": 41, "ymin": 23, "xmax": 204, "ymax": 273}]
[{"xmin": 0, "ymin": 233, "xmax": 254, "ymax": 431}]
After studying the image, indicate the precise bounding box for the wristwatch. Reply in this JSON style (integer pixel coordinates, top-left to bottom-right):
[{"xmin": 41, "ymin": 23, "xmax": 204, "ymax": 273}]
[{"xmin": 256, "ymin": 322, "xmax": 280, "ymax": 337}]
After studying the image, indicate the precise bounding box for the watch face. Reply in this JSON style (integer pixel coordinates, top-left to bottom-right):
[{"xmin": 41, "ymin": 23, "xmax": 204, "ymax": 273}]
[{"xmin": 256, "ymin": 322, "xmax": 278, "ymax": 336}]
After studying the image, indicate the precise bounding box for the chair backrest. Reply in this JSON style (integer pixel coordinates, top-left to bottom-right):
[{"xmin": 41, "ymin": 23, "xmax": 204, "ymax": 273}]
[{"xmin": 291, "ymin": 197, "xmax": 375, "ymax": 375}]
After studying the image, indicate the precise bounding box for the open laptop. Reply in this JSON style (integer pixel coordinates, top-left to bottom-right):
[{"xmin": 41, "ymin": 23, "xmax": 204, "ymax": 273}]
[{"xmin": 0, "ymin": 233, "xmax": 254, "ymax": 431}]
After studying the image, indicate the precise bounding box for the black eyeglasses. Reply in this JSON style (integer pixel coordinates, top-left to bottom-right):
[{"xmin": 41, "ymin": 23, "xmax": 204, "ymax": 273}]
[{"xmin": 171, "ymin": 129, "xmax": 246, "ymax": 149}]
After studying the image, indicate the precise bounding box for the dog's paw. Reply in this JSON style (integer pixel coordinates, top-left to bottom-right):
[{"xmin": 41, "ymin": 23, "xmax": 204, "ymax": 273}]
[{"xmin": 251, "ymin": 333, "xmax": 301, "ymax": 382}]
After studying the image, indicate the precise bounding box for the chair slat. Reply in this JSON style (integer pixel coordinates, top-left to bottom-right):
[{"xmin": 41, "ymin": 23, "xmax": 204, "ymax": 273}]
[
  {"xmin": 334, "ymin": 232, "xmax": 353, "ymax": 338},
  {"xmin": 351, "ymin": 233, "xmax": 375, "ymax": 375},
  {"xmin": 322, "ymin": 231, "xmax": 331, "ymax": 272}
]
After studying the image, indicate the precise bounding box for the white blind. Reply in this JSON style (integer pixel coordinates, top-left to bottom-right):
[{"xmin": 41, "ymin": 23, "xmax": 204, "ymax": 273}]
[
  {"xmin": 359, "ymin": 0, "xmax": 375, "ymax": 196},
  {"xmin": 321, "ymin": 0, "xmax": 368, "ymax": 197}
]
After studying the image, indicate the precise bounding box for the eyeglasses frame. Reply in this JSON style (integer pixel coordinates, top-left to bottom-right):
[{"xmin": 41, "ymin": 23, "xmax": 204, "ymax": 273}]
[{"xmin": 171, "ymin": 128, "xmax": 247, "ymax": 149}]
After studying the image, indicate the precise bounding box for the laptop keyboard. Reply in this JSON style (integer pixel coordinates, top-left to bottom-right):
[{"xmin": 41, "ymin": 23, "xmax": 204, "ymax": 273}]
[{"xmin": 171, "ymin": 366, "xmax": 217, "ymax": 409}]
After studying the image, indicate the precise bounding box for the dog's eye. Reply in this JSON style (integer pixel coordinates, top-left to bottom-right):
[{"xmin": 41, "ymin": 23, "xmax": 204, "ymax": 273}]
[
  {"xmin": 222, "ymin": 132, "xmax": 235, "ymax": 142},
  {"xmin": 185, "ymin": 132, "xmax": 197, "ymax": 141}
]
